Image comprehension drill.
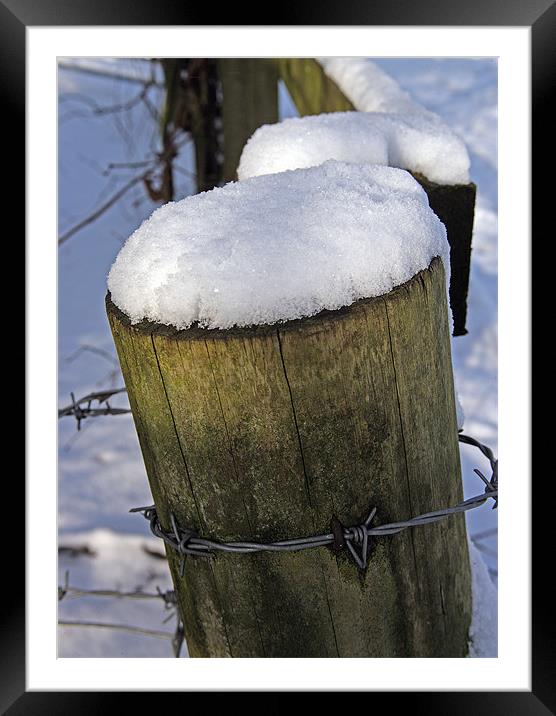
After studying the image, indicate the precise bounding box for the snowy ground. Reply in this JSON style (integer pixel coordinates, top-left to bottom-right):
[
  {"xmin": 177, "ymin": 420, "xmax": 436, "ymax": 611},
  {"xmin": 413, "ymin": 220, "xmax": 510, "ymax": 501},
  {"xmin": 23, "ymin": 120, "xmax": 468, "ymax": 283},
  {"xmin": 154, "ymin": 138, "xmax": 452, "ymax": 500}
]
[{"xmin": 58, "ymin": 58, "xmax": 497, "ymax": 658}]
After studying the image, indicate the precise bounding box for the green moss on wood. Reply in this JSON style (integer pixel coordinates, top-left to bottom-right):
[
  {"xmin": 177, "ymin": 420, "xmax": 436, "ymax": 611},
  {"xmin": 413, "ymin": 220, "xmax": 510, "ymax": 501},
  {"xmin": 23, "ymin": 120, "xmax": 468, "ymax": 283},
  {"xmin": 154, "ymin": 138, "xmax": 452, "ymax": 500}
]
[
  {"xmin": 275, "ymin": 58, "xmax": 355, "ymax": 116},
  {"xmin": 107, "ymin": 258, "xmax": 472, "ymax": 657}
]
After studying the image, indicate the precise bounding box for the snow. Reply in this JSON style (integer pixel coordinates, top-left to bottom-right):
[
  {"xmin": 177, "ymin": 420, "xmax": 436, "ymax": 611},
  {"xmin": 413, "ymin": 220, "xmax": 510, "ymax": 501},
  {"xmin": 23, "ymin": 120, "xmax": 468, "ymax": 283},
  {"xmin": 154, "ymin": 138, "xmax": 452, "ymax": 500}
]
[
  {"xmin": 108, "ymin": 161, "xmax": 450, "ymax": 330},
  {"xmin": 455, "ymin": 391, "xmax": 465, "ymax": 431},
  {"xmin": 468, "ymin": 540, "xmax": 498, "ymax": 657},
  {"xmin": 318, "ymin": 58, "xmax": 428, "ymax": 115},
  {"xmin": 59, "ymin": 58, "xmax": 497, "ymax": 659},
  {"xmin": 238, "ymin": 111, "xmax": 470, "ymax": 186},
  {"xmin": 58, "ymin": 529, "xmax": 179, "ymax": 657}
]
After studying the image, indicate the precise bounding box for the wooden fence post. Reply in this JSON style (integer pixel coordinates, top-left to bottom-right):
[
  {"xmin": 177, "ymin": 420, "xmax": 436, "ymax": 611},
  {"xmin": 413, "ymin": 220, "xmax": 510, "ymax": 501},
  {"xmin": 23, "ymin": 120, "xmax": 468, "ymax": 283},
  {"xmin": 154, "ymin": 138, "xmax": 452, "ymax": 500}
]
[
  {"xmin": 107, "ymin": 256, "xmax": 471, "ymax": 657},
  {"xmin": 219, "ymin": 59, "xmax": 279, "ymax": 183},
  {"xmin": 275, "ymin": 58, "xmax": 355, "ymax": 115},
  {"xmin": 276, "ymin": 58, "xmax": 476, "ymax": 336},
  {"xmin": 410, "ymin": 173, "xmax": 476, "ymax": 337}
]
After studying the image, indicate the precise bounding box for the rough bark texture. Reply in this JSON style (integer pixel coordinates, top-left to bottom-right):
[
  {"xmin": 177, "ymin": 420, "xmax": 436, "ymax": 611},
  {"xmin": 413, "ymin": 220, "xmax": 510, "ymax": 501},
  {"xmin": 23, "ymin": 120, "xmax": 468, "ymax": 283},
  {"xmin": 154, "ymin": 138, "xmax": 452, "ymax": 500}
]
[{"xmin": 107, "ymin": 257, "xmax": 472, "ymax": 657}]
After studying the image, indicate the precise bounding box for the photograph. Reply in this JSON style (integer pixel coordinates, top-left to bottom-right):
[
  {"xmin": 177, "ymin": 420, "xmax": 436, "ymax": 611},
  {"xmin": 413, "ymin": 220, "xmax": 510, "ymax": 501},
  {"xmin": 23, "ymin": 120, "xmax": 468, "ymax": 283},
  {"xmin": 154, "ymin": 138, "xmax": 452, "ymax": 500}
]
[
  {"xmin": 15, "ymin": 9, "xmax": 542, "ymax": 706},
  {"xmin": 57, "ymin": 56, "xmax": 498, "ymax": 659}
]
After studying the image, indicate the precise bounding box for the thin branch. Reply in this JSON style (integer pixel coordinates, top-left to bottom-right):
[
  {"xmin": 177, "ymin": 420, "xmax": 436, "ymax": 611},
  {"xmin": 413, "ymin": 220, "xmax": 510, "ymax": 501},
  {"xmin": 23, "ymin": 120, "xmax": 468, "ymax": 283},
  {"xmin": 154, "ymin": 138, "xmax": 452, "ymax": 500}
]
[
  {"xmin": 141, "ymin": 93, "xmax": 161, "ymax": 122},
  {"xmin": 103, "ymin": 160, "xmax": 154, "ymax": 175},
  {"xmin": 64, "ymin": 345, "xmax": 122, "ymax": 387},
  {"xmin": 58, "ymin": 60, "xmax": 164, "ymax": 87},
  {"xmin": 59, "ymin": 117, "xmax": 191, "ymax": 246},
  {"xmin": 173, "ymin": 163, "xmax": 196, "ymax": 179},
  {"xmin": 58, "ymin": 171, "xmax": 150, "ymax": 246},
  {"xmin": 59, "ymin": 83, "xmax": 157, "ymax": 125},
  {"xmin": 65, "ymin": 344, "xmax": 119, "ymax": 366}
]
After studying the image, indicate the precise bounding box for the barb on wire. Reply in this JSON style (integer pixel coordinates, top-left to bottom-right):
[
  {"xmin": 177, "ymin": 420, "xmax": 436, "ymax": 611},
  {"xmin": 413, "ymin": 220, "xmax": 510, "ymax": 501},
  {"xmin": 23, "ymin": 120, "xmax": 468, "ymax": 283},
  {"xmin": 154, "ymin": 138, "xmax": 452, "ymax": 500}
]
[
  {"xmin": 57, "ymin": 582, "xmax": 177, "ymax": 609},
  {"xmin": 58, "ymin": 570, "xmax": 70, "ymax": 602},
  {"xmin": 58, "ymin": 388, "xmax": 130, "ymax": 430},
  {"xmin": 131, "ymin": 432, "xmax": 498, "ymax": 573},
  {"xmin": 458, "ymin": 432, "xmax": 498, "ymax": 508}
]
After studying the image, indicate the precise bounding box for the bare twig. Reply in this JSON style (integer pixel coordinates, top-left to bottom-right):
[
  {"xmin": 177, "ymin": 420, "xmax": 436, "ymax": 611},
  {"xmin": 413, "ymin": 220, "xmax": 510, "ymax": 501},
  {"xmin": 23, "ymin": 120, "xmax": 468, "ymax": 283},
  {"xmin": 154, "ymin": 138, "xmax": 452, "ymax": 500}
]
[
  {"xmin": 58, "ymin": 60, "xmax": 164, "ymax": 87},
  {"xmin": 64, "ymin": 345, "xmax": 121, "ymax": 387},
  {"xmin": 141, "ymin": 93, "xmax": 161, "ymax": 123},
  {"xmin": 58, "ymin": 128, "xmax": 190, "ymax": 246},
  {"xmin": 58, "ymin": 171, "xmax": 150, "ymax": 246},
  {"xmin": 65, "ymin": 345, "xmax": 119, "ymax": 366},
  {"xmin": 103, "ymin": 160, "xmax": 154, "ymax": 175},
  {"xmin": 60, "ymin": 82, "xmax": 156, "ymax": 124},
  {"xmin": 173, "ymin": 163, "xmax": 196, "ymax": 179}
]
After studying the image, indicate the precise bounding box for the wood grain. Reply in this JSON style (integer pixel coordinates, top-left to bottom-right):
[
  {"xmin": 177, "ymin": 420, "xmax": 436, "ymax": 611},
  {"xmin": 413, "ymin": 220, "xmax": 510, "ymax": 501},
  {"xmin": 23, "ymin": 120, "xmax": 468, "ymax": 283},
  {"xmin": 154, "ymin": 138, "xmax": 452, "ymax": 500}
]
[
  {"xmin": 107, "ymin": 257, "xmax": 471, "ymax": 657},
  {"xmin": 219, "ymin": 59, "xmax": 279, "ymax": 183}
]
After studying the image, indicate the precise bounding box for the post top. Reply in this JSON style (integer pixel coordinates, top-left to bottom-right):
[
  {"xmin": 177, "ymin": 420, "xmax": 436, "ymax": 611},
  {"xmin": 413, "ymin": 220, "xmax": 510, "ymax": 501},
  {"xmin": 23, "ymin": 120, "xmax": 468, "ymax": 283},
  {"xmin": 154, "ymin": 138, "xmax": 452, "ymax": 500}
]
[
  {"xmin": 107, "ymin": 257, "xmax": 445, "ymax": 342},
  {"xmin": 238, "ymin": 111, "xmax": 470, "ymax": 186},
  {"xmin": 107, "ymin": 161, "xmax": 449, "ymax": 332}
]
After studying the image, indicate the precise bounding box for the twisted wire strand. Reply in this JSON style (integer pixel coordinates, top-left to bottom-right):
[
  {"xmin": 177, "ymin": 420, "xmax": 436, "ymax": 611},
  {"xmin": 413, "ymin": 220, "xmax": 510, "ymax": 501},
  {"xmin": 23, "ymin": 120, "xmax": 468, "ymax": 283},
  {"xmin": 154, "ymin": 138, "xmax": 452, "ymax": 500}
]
[{"xmin": 131, "ymin": 432, "xmax": 497, "ymax": 572}]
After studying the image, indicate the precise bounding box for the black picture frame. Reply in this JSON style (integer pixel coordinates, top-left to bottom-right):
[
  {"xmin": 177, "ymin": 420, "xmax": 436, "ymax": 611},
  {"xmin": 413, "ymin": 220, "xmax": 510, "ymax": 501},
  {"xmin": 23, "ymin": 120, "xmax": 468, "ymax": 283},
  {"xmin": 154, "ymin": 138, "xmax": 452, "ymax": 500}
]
[{"xmin": 11, "ymin": 0, "xmax": 544, "ymax": 710}]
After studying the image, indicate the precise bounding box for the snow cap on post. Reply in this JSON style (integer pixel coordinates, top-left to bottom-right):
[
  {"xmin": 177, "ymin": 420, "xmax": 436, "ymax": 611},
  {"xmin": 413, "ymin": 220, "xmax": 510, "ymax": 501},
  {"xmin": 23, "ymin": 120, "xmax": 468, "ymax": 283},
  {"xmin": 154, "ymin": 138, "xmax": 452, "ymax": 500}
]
[
  {"xmin": 108, "ymin": 161, "xmax": 450, "ymax": 331},
  {"xmin": 317, "ymin": 57, "xmax": 428, "ymax": 115},
  {"xmin": 237, "ymin": 111, "xmax": 470, "ymax": 186}
]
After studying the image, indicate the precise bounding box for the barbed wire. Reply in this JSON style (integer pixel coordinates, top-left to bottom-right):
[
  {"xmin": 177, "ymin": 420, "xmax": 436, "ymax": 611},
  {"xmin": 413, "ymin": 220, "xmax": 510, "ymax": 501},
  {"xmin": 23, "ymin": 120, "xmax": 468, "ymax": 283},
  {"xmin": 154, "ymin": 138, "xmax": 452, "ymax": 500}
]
[
  {"xmin": 58, "ymin": 388, "xmax": 497, "ymax": 571},
  {"xmin": 58, "ymin": 585, "xmax": 177, "ymax": 609},
  {"xmin": 58, "ymin": 619, "xmax": 177, "ymax": 642},
  {"xmin": 58, "ymin": 571, "xmax": 184, "ymax": 656},
  {"xmin": 131, "ymin": 432, "xmax": 497, "ymax": 573},
  {"xmin": 58, "ymin": 388, "xmax": 131, "ymax": 430},
  {"xmin": 58, "ymin": 388, "xmax": 496, "ymax": 649}
]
